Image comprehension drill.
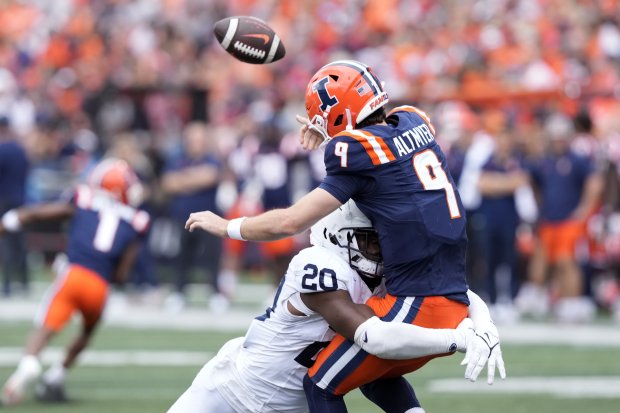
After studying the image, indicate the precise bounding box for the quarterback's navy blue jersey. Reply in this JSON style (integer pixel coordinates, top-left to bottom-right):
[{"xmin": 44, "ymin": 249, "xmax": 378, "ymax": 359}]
[
  {"xmin": 65, "ymin": 185, "xmax": 150, "ymax": 282},
  {"xmin": 319, "ymin": 106, "xmax": 468, "ymax": 303}
]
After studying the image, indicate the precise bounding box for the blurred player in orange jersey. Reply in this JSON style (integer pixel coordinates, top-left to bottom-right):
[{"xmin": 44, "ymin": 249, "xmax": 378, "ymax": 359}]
[{"xmin": 1, "ymin": 158, "xmax": 150, "ymax": 406}]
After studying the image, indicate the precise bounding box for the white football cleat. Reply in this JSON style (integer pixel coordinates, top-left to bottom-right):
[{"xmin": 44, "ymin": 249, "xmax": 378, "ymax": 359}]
[
  {"xmin": 2, "ymin": 380, "xmax": 26, "ymax": 406},
  {"xmin": 2, "ymin": 355, "xmax": 42, "ymax": 406}
]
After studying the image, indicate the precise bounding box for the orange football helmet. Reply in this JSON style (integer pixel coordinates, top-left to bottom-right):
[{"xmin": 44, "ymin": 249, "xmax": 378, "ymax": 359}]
[
  {"xmin": 305, "ymin": 60, "xmax": 389, "ymax": 140},
  {"xmin": 88, "ymin": 158, "xmax": 143, "ymax": 207}
]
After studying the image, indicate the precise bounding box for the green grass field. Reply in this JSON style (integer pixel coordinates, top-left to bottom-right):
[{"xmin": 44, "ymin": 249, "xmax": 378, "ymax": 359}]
[{"xmin": 1, "ymin": 318, "xmax": 619, "ymax": 413}]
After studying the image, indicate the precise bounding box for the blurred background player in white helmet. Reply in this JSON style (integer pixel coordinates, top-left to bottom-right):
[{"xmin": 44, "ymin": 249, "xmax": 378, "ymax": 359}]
[{"xmin": 1, "ymin": 158, "xmax": 149, "ymax": 406}]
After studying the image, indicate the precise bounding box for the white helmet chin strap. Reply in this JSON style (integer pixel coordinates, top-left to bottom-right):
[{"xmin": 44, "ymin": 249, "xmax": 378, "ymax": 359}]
[
  {"xmin": 345, "ymin": 108, "xmax": 353, "ymax": 131},
  {"xmin": 348, "ymin": 232, "xmax": 383, "ymax": 278},
  {"xmin": 309, "ymin": 200, "xmax": 384, "ymax": 277}
]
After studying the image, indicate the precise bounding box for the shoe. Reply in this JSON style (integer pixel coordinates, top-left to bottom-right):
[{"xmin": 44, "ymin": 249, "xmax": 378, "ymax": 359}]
[
  {"xmin": 2, "ymin": 381, "xmax": 25, "ymax": 406},
  {"xmin": 35, "ymin": 382, "xmax": 68, "ymax": 403},
  {"xmin": 2, "ymin": 375, "xmax": 33, "ymax": 406},
  {"xmin": 1, "ymin": 356, "xmax": 42, "ymax": 406}
]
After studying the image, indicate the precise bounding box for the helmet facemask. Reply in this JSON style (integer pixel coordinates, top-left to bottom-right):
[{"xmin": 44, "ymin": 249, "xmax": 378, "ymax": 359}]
[
  {"xmin": 344, "ymin": 227, "xmax": 384, "ymax": 278},
  {"xmin": 309, "ymin": 200, "xmax": 383, "ymax": 277},
  {"xmin": 323, "ymin": 226, "xmax": 383, "ymax": 278}
]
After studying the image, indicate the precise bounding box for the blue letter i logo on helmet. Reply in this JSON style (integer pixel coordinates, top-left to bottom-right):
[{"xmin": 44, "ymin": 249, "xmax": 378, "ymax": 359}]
[{"xmin": 313, "ymin": 77, "xmax": 339, "ymax": 111}]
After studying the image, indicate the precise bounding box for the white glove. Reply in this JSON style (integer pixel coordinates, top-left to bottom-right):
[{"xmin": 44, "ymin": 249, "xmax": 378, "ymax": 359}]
[{"xmin": 460, "ymin": 322, "xmax": 506, "ymax": 384}]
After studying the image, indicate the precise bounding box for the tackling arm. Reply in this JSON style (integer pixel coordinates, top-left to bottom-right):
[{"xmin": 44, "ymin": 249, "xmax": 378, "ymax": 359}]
[{"xmin": 301, "ymin": 291, "xmax": 472, "ymax": 360}]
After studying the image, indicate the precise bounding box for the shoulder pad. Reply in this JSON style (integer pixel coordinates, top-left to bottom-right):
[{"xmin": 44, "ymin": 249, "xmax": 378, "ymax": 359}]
[
  {"xmin": 290, "ymin": 247, "xmax": 356, "ymax": 294},
  {"xmin": 388, "ymin": 105, "xmax": 436, "ymax": 135}
]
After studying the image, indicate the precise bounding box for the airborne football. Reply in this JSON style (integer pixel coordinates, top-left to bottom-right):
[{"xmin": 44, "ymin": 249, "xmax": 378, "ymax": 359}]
[{"xmin": 213, "ymin": 16, "xmax": 286, "ymax": 64}]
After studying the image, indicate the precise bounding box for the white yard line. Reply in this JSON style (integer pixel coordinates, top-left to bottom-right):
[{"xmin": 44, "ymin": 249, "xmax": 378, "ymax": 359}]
[
  {"xmin": 499, "ymin": 323, "xmax": 620, "ymax": 347},
  {"xmin": 428, "ymin": 376, "xmax": 620, "ymax": 398},
  {"xmin": 2, "ymin": 293, "xmax": 620, "ymax": 346},
  {"xmin": 1, "ymin": 346, "xmax": 618, "ymax": 400},
  {"xmin": 0, "ymin": 347, "xmax": 211, "ymax": 367}
]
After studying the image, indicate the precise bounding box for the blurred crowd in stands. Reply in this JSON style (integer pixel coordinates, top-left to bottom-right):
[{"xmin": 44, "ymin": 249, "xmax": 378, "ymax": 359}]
[{"xmin": 0, "ymin": 0, "xmax": 619, "ymax": 323}]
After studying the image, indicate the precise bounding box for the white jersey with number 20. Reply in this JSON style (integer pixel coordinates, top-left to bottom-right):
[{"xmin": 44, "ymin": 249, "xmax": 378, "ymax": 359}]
[{"xmin": 167, "ymin": 246, "xmax": 374, "ymax": 413}]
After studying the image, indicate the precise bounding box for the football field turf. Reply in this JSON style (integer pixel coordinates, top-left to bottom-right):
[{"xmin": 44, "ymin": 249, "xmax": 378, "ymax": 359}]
[{"xmin": 1, "ymin": 320, "xmax": 619, "ymax": 413}]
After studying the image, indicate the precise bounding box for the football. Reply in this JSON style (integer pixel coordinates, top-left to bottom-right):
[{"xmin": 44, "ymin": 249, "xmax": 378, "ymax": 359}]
[{"xmin": 213, "ymin": 16, "xmax": 286, "ymax": 64}]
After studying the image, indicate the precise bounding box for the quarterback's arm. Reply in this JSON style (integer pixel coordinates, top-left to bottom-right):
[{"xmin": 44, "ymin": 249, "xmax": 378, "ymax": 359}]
[
  {"xmin": 301, "ymin": 291, "xmax": 471, "ymax": 360},
  {"xmin": 0, "ymin": 203, "xmax": 75, "ymax": 233},
  {"xmin": 186, "ymin": 188, "xmax": 342, "ymax": 241}
]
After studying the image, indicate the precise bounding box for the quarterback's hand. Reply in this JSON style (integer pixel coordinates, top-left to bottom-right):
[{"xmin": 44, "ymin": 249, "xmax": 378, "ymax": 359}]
[
  {"xmin": 185, "ymin": 210, "xmax": 228, "ymax": 237},
  {"xmin": 460, "ymin": 323, "xmax": 506, "ymax": 384},
  {"xmin": 296, "ymin": 115, "xmax": 325, "ymax": 151}
]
